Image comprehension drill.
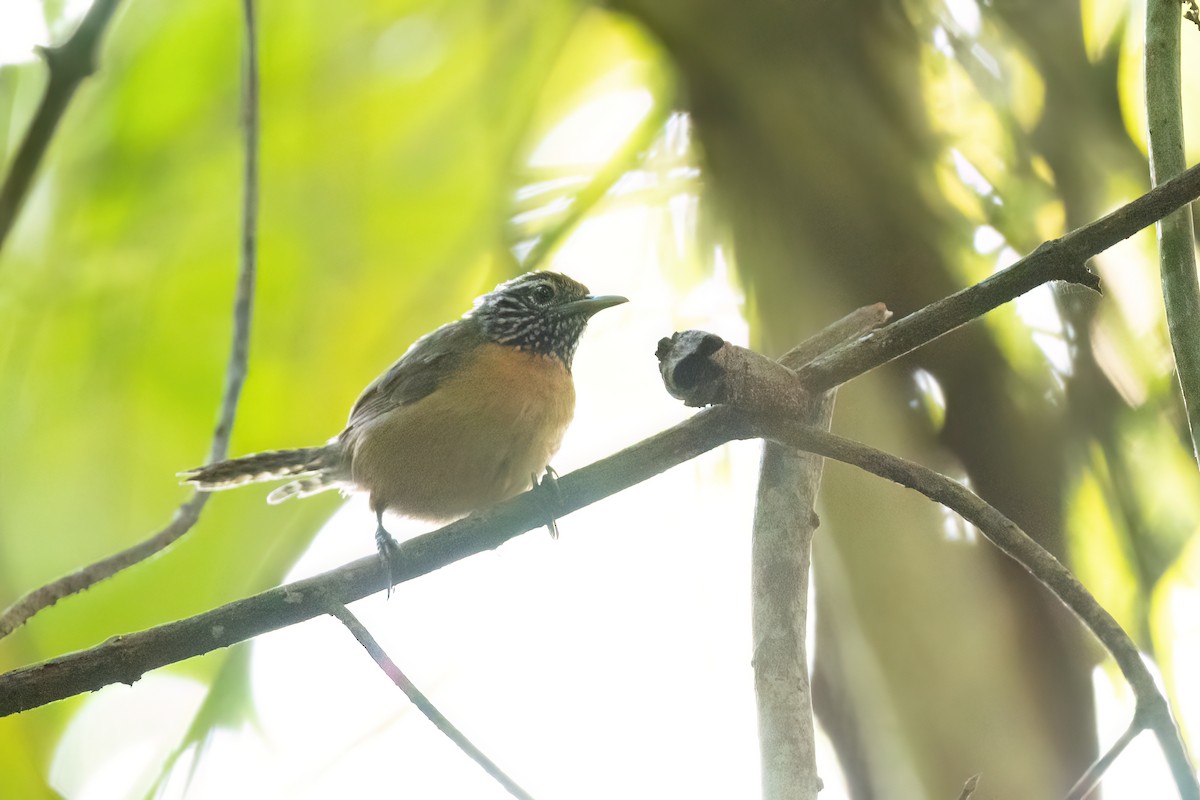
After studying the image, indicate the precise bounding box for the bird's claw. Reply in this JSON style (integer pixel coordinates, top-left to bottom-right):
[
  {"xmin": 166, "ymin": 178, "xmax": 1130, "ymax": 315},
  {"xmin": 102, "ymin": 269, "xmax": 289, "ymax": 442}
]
[
  {"xmin": 375, "ymin": 525, "xmax": 401, "ymax": 597},
  {"xmin": 533, "ymin": 467, "xmax": 562, "ymax": 539}
]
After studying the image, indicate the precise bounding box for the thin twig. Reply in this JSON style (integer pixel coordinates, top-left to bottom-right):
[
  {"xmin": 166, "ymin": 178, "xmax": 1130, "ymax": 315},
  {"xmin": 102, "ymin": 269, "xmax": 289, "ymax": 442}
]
[
  {"xmin": 1064, "ymin": 717, "xmax": 1141, "ymax": 800},
  {"xmin": 0, "ymin": 497, "xmax": 211, "ymax": 640},
  {"xmin": 1146, "ymin": 0, "xmax": 1200, "ymax": 465},
  {"xmin": 215, "ymin": 0, "xmax": 259, "ymax": 465},
  {"xmin": 955, "ymin": 777, "xmax": 984, "ymax": 800},
  {"xmin": 329, "ymin": 603, "xmax": 537, "ymax": 800},
  {"xmin": 0, "ymin": 0, "xmax": 260, "ymax": 639},
  {"xmin": 0, "ymin": 0, "xmax": 124, "ymax": 257},
  {"xmin": 956, "ymin": 774, "xmax": 980, "ymax": 800}
]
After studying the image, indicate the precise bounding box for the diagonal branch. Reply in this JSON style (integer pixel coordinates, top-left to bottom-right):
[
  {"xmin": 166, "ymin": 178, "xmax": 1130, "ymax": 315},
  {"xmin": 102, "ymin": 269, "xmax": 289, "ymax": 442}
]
[
  {"xmin": 5, "ymin": 163, "xmax": 1200, "ymax": 800},
  {"xmin": 0, "ymin": 0, "xmax": 260, "ymax": 639},
  {"xmin": 0, "ymin": 407, "xmax": 748, "ymax": 717},
  {"xmin": 330, "ymin": 604, "xmax": 538, "ymax": 800},
  {"xmin": 5, "ymin": 386, "xmax": 1194, "ymax": 796},
  {"xmin": 0, "ymin": 0, "xmax": 124, "ymax": 257},
  {"xmin": 1, "ymin": 340, "xmax": 1198, "ymax": 797},
  {"xmin": 798, "ymin": 159, "xmax": 1200, "ymax": 392}
]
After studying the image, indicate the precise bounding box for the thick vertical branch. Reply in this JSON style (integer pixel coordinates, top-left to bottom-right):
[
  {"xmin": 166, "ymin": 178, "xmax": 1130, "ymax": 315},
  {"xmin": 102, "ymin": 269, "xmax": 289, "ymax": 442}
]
[
  {"xmin": 657, "ymin": 307, "xmax": 889, "ymax": 800},
  {"xmin": 748, "ymin": 310, "xmax": 888, "ymax": 800},
  {"xmin": 751, "ymin": 393, "xmax": 833, "ymax": 800},
  {"xmin": 1146, "ymin": 0, "xmax": 1200, "ymax": 464}
]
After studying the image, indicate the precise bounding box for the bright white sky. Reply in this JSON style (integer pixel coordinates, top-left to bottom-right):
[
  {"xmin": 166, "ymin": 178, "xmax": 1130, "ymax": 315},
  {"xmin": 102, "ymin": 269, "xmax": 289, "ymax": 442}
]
[
  {"xmin": 0, "ymin": 0, "xmax": 97, "ymax": 65},
  {"xmin": 0, "ymin": 0, "xmax": 46, "ymax": 65}
]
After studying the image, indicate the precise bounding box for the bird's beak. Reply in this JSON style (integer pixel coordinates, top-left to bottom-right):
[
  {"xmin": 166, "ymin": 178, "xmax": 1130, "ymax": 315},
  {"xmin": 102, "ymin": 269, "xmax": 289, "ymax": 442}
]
[{"xmin": 560, "ymin": 294, "xmax": 629, "ymax": 317}]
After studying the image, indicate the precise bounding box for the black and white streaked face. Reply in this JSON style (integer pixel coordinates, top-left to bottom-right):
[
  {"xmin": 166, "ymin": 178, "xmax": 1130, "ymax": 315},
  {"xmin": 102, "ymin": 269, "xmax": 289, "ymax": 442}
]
[{"xmin": 470, "ymin": 272, "xmax": 626, "ymax": 367}]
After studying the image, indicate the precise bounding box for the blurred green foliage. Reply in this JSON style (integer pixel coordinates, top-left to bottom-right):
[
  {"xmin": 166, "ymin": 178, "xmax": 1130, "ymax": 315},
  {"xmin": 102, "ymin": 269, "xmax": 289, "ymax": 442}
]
[
  {"xmin": 2, "ymin": 0, "xmax": 1200, "ymax": 797},
  {"xmin": 0, "ymin": 0, "xmax": 670, "ymax": 791}
]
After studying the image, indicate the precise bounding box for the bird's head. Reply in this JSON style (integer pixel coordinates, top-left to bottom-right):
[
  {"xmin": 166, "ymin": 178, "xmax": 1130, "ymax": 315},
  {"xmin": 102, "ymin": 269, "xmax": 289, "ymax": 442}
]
[{"xmin": 471, "ymin": 271, "xmax": 627, "ymax": 367}]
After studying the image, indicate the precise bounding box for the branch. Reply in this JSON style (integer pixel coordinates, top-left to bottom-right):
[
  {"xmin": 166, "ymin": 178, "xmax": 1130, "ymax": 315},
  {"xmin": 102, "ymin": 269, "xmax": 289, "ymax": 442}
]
[
  {"xmin": 5, "ymin": 164, "xmax": 1200, "ymax": 757},
  {"xmin": 330, "ymin": 604, "xmax": 537, "ymax": 800},
  {"xmin": 0, "ymin": 498, "xmax": 212, "ymax": 641},
  {"xmin": 0, "ymin": 0, "xmax": 124, "ymax": 257},
  {"xmin": 956, "ymin": 774, "xmax": 980, "ymax": 800},
  {"xmin": 1146, "ymin": 0, "xmax": 1200, "ymax": 465},
  {"xmin": 1187, "ymin": 0, "xmax": 1200, "ymax": 29},
  {"xmin": 756, "ymin": 309, "xmax": 886, "ymax": 800},
  {"xmin": 797, "ymin": 159, "xmax": 1200, "ymax": 392},
  {"xmin": 0, "ymin": 409, "xmax": 748, "ymax": 716},
  {"xmin": 0, "ymin": 0, "xmax": 260, "ymax": 639},
  {"xmin": 1064, "ymin": 717, "xmax": 1141, "ymax": 800},
  {"xmin": 751, "ymin": 393, "xmax": 831, "ymax": 800},
  {"xmin": 657, "ymin": 304, "xmax": 892, "ymax": 411}
]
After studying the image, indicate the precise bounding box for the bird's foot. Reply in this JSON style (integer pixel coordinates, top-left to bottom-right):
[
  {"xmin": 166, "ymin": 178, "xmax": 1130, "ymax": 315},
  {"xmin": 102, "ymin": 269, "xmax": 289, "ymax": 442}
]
[
  {"xmin": 375, "ymin": 524, "xmax": 401, "ymax": 597},
  {"xmin": 532, "ymin": 466, "xmax": 562, "ymax": 540}
]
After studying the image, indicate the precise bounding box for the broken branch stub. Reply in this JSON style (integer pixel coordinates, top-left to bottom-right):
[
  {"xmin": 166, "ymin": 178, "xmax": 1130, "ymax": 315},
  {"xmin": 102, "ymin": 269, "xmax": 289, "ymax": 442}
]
[{"xmin": 655, "ymin": 331, "xmax": 812, "ymax": 417}]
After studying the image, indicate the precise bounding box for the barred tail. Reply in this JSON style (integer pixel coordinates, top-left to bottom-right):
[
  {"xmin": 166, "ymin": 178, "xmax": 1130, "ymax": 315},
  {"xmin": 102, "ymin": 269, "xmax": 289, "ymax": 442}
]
[{"xmin": 180, "ymin": 446, "xmax": 338, "ymax": 493}]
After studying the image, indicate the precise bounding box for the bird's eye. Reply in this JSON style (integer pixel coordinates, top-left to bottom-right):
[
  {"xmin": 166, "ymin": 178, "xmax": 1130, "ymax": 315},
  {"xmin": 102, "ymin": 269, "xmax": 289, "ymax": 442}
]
[{"xmin": 531, "ymin": 283, "xmax": 555, "ymax": 304}]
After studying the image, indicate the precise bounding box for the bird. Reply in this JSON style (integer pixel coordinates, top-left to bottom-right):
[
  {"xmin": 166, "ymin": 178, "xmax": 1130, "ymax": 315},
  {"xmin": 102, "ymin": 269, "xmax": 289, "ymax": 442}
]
[{"xmin": 181, "ymin": 270, "xmax": 627, "ymax": 589}]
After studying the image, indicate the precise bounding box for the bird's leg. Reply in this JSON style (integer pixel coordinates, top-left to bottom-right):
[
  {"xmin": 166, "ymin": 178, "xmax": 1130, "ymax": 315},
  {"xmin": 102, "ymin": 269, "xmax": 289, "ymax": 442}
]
[
  {"xmin": 532, "ymin": 466, "xmax": 562, "ymax": 539},
  {"xmin": 375, "ymin": 507, "xmax": 401, "ymax": 597}
]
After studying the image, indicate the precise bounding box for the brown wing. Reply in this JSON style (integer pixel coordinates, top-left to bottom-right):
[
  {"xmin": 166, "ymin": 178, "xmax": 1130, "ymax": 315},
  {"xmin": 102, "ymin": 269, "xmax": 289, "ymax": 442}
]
[{"xmin": 344, "ymin": 318, "xmax": 477, "ymax": 430}]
